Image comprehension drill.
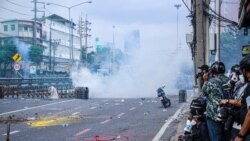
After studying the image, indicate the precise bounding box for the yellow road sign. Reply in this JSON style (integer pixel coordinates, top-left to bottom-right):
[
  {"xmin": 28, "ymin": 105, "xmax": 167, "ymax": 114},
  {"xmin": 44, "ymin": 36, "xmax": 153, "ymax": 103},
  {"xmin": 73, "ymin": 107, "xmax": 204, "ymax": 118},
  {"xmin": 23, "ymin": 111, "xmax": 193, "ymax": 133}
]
[{"xmin": 12, "ymin": 53, "xmax": 22, "ymax": 63}]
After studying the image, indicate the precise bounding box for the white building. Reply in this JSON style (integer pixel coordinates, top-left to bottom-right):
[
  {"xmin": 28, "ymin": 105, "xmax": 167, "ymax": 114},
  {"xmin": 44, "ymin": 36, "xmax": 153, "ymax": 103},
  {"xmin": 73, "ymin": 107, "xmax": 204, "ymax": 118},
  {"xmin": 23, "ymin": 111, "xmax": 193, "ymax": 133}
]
[
  {"xmin": 0, "ymin": 19, "xmax": 42, "ymax": 46},
  {"xmin": 0, "ymin": 14, "xmax": 82, "ymax": 73},
  {"xmin": 43, "ymin": 14, "xmax": 82, "ymax": 72}
]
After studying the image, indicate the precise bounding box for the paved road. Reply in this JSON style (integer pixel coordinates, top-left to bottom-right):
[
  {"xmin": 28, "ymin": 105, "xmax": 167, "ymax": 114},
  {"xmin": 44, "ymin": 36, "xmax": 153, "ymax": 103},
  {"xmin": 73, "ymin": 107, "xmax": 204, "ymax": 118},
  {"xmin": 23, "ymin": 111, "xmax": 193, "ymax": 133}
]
[{"xmin": 0, "ymin": 96, "xmax": 183, "ymax": 141}]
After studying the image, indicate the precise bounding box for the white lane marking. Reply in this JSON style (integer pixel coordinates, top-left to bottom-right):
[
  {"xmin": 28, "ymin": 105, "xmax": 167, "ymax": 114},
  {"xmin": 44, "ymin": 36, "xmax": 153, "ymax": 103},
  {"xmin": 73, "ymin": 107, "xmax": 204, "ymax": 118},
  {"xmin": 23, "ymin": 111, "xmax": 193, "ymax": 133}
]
[
  {"xmin": 0, "ymin": 99, "xmax": 76, "ymax": 116},
  {"xmin": 117, "ymin": 112, "xmax": 125, "ymax": 118},
  {"xmin": 74, "ymin": 128, "xmax": 91, "ymax": 137},
  {"xmin": 129, "ymin": 107, "xmax": 136, "ymax": 111},
  {"xmin": 74, "ymin": 106, "xmax": 82, "ymax": 110},
  {"xmin": 72, "ymin": 112, "xmax": 80, "ymax": 116},
  {"xmin": 3, "ymin": 130, "xmax": 20, "ymax": 136},
  {"xmin": 100, "ymin": 119, "xmax": 111, "ymax": 124},
  {"xmin": 90, "ymin": 106, "xmax": 97, "ymax": 109},
  {"xmin": 152, "ymin": 104, "xmax": 185, "ymax": 141}
]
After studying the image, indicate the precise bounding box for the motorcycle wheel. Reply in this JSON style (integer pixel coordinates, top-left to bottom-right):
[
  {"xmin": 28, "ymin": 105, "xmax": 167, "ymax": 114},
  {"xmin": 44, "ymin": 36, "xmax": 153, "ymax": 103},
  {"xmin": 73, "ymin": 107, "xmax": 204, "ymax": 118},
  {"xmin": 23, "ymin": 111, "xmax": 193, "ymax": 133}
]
[
  {"xmin": 161, "ymin": 100, "xmax": 168, "ymax": 108},
  {"xmin": 166, "ymin": 99, "xmax": 171, "ymax": 107}
]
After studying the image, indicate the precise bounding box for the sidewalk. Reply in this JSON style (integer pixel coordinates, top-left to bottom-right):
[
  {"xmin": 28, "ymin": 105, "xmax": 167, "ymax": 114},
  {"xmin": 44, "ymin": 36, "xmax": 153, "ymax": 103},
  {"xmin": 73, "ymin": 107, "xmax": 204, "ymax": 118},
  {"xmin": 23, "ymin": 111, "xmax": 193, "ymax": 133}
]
[{"xmin": 170, "ymin": 89, "xmax": 199, "ymax": 141}]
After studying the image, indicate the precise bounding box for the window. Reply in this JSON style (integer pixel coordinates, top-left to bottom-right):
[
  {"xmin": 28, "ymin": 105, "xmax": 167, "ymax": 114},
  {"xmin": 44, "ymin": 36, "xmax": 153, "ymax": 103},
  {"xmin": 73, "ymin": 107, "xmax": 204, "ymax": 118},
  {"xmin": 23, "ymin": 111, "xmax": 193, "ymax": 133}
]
[
  {"xmin": 3, "ymin": 25, "xmax": 8, "ymax": 31},
  {"xmin": 24, "ymin": 26, "xmax": 28, "ymax": 31},
  {"xmin": 3, "ymin": 40, "xmax": 8, "ymax": 45},
  {"xmin": 11, "ymin": 25, "xmax": 15, "ymax": 31}
]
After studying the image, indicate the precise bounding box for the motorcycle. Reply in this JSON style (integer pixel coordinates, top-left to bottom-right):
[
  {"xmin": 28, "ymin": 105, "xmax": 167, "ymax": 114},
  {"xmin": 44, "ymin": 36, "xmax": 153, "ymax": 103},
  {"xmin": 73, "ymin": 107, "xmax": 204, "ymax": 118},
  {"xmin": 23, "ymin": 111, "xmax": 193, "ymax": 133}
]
[{"xmin": 157, "ymin": 86, "xmax": 171, "ymax": 108}]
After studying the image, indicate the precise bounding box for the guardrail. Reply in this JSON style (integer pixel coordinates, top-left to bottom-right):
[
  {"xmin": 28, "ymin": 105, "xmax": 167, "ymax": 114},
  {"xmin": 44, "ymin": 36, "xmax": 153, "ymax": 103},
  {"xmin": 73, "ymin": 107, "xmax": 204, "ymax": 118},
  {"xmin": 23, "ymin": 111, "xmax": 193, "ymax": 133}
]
[{"xmin": 0, "ymin": 77, "xmax": 76, "ymax": 99}]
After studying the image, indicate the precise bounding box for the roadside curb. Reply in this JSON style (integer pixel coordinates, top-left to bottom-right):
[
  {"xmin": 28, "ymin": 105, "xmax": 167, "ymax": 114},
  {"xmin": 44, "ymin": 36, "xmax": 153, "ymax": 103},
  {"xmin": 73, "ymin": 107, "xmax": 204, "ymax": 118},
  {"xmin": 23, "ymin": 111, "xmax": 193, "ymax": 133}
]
[{"xmin": 169, "ymin": 89, "xmax": 198, "ymax": 141}]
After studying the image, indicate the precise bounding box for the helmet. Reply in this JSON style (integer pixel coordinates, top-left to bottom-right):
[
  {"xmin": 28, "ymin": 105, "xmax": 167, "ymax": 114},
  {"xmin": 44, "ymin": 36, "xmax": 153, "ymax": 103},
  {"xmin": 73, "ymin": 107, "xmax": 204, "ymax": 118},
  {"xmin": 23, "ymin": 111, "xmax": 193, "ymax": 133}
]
[
  {"xmin": 231, "ymin": 64, "xmax": 240, "ymax": 72},
  {"xmin": 240, "ymin": 55, "xmax": 250, "ymax": 71},
  {"xmin": 209, "ymin": 61, "xmax": 225, "ymax": 74},
  {"xmin": 198, "ymin": 65, "xmax": 209, "ymax": 72}
]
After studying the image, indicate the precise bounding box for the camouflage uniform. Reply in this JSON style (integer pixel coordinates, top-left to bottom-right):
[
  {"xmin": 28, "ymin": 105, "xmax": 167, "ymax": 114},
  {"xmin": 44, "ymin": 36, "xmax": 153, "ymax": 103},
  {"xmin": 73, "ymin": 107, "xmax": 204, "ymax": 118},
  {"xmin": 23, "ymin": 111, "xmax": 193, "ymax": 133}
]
[{"xmin": 202, "ymin": 74, "xmax": 229, "ymax": 121}]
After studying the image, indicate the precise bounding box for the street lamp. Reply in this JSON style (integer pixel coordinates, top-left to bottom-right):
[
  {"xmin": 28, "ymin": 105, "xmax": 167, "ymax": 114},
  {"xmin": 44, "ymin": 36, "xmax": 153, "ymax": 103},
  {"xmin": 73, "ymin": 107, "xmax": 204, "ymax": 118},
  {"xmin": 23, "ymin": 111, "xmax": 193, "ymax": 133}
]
[
  {"xmin": 174, "ymin": 4, "xmax": 181, "ymax": 50},
  {"xmin": 46, "ymin": 1, "xmax": 92, "ymax": 63}
]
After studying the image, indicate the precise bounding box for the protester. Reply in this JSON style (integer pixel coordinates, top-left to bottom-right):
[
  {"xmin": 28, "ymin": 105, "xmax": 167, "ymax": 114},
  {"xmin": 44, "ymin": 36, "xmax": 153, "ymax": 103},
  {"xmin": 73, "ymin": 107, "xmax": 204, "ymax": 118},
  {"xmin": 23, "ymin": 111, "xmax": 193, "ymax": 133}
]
[
  {"xmin": 202, "ymin": 61, "xmax": 229, "ymax": 141},
  {"xmin": 234, "ymin": 55, "xmax": 250, "ymax": 141},
  {"xmin": 220, "ymin": 64, "xmax": 248, "ymax": 140}
]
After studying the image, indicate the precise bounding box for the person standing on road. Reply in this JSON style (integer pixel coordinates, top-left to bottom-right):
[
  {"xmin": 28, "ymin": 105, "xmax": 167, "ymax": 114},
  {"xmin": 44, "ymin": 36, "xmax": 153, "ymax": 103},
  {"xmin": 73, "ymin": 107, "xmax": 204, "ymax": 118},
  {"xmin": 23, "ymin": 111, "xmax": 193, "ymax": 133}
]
[{"xmin": 202, "ymin": 61, "xmax": 229, "ymax": 141}]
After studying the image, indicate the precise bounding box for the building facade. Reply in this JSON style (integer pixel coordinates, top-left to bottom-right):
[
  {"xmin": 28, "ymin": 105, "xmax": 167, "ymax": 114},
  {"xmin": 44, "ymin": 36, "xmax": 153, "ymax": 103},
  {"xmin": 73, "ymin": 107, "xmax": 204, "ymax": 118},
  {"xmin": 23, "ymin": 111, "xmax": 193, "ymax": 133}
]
[
  {"xmin": 0, "ymin": 14, "xmax": 82, "ymax": 74},
  {"xmin": 43, "ymin": 14, "xmax": 82, "ymax": 72},
  {"xmin": 0, "ymin": 19, "xmax": 42, "ymax": 46}
]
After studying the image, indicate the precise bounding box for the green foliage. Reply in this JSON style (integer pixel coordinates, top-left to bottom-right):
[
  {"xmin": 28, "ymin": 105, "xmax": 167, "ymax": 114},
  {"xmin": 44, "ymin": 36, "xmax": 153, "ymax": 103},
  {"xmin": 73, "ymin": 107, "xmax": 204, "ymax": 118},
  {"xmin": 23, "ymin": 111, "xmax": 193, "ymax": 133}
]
[
  {"xmin": 0, "ymin": 44, "xmax": 17, "ymax": 63},
  {"xmin": 87, "ymin": 51, "xmax": 95, "ymax": 64},
  {"xmin": 29, "ymin": 45, "xmax": 44, "ymax": 65},
  {"xmin": 220, "ymin": 30, "xmax": 249, "ymax": 70}
]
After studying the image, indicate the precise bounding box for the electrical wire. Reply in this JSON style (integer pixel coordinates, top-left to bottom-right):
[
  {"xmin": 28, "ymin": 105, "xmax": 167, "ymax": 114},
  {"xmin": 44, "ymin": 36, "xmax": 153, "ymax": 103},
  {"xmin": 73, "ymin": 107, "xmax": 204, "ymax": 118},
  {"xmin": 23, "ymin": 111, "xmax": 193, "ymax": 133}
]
[
  {"xmin": 203, "ymin": 1, "xmax": 238, "ymax": 25},
  {"xmin": 0, "ymin": 6, "xmax": 33, "ymax": 17},
  {"xmin": 5, "ymin": 0, "xmax": 33, "ymax": 9}
]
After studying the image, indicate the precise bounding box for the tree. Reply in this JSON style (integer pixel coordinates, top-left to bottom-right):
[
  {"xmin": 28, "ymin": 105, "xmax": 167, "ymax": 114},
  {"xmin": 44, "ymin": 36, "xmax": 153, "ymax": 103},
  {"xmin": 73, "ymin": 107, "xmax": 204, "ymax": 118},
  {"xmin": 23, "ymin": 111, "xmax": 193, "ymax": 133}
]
[
  {"xmin": 0, "ymin": 44, "xmax": 17, "ymax": 77},
  {"xmin": 220, "ymin": 29, "xmax": 249, "ymax": 70},
  {"xmin": 28, "ymin": 45, "xmax": 44, "ymax": 65},
  {"xmin": 87, "ymin": 51, "xmax": 95, "ymax": 65}
]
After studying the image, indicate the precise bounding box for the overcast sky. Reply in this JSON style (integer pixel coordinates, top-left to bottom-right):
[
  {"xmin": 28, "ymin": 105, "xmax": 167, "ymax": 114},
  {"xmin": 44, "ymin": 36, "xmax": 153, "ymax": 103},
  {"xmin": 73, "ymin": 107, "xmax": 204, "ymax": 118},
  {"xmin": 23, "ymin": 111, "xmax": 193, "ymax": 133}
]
[{"xmin": 0, "ymin": 0, "xmax": 192, "ymax": 52}]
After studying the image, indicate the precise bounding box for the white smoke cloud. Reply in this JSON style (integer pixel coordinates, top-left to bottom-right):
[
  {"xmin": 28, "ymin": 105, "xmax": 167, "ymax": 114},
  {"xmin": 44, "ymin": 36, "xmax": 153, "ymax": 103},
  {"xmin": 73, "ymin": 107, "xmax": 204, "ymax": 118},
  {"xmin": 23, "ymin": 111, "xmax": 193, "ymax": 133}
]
[{"xmin": 71, "ymin": 46, "xmax": 193, "ymax": 98}]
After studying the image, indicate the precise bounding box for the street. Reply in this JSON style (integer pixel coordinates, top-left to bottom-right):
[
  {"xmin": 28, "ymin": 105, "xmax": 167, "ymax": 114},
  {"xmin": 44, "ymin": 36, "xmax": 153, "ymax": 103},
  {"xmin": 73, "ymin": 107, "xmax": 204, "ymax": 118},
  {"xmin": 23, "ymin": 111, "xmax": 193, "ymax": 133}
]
[{"xmin": 0, "ymin": 95, "xmax": 182, "ymax": 141}]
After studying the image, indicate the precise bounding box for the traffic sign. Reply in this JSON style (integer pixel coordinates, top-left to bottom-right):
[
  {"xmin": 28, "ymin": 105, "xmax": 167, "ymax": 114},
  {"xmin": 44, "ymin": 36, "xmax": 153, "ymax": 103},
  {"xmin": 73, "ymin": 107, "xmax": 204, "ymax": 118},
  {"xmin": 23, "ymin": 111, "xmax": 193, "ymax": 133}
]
[
  {"xmin": 13, "ymin": 63, "xmax": 20, "ymax": 71},
  {"xmin": 12, "ymin": 53, "xmax": 22, "ymax": 63}
]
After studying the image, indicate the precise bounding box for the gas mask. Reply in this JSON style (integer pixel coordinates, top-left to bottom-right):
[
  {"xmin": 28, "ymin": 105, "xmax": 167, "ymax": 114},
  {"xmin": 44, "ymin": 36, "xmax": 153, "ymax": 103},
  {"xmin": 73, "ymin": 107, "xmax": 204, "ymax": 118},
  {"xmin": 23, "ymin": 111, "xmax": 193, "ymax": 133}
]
[
  {"xmin": 230, "ymin": 72, "xmax": 238, "ymax": 82},
  {"xmin": 239, "ymin": 74, "xmax": 245, "ymax": 84}
]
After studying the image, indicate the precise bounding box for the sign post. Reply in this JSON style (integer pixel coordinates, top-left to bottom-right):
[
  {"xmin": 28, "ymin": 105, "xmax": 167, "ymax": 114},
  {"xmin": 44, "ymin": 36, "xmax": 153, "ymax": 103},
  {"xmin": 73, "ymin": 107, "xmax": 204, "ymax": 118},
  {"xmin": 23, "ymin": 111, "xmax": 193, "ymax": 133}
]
[{"xmin": 12, "ymin": 53, "xmax": 22, "ymax": 63}]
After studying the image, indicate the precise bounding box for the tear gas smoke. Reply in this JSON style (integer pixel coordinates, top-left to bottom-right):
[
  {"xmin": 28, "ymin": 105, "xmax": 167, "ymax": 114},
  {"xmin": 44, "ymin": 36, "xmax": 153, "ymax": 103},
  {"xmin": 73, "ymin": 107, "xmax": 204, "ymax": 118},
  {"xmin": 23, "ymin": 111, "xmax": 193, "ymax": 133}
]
[{"xmin": 71, "ymin": 47, "xmax": 193, "ymax": 98}]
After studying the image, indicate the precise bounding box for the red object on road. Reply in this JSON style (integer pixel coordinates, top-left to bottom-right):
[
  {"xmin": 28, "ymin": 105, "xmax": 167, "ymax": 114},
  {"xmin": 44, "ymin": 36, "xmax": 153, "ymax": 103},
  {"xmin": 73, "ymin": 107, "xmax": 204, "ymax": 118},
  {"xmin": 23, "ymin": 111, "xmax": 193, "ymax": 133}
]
[{"xmin": 85, "ymin": 135, "xmax": 129, "ymax": 141}]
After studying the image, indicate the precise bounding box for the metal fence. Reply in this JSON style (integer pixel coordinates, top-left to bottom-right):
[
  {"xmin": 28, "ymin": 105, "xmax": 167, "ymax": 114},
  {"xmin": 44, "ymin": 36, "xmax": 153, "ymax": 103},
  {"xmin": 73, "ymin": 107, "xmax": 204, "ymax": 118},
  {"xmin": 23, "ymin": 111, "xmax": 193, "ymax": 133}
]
[{"xmin": 0, "ymin": 77, "xmax": 75, "ymax": 99}]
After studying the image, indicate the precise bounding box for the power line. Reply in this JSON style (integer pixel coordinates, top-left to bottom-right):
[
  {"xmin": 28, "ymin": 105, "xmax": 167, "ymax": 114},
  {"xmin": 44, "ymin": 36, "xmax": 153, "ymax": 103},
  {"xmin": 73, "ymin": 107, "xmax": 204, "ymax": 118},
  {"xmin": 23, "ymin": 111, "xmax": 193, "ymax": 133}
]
[
  {"xmin": 203, "ymin": 2, "xmax": 237, "ymax": 25},
  {"xmin": 5, "ymin": 0, "xmax": 33, "ymax": 9},
  {"xmin": 0, "ymin": 6, "xmax": 32, "ymax": 17}
]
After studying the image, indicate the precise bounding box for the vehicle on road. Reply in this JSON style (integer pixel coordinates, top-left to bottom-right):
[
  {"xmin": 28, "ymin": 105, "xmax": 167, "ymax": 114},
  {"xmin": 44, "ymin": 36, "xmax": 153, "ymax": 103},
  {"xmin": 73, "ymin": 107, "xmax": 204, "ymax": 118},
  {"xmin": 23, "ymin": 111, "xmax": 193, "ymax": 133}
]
[{"xmin": 157, "ymin": 86, "xmax": 171, "ymax": 108}]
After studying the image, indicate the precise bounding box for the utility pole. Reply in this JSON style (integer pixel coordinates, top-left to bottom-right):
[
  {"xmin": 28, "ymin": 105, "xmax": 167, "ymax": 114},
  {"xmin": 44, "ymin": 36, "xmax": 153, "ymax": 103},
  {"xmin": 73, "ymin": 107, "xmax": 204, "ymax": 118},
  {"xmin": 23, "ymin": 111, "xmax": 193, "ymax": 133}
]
[
  {"xmin": 195, "ymin": 0, "xmax": 210, "ymax": 91},
  {"xmin": 215, "ymin": 0, "xmax": 222, "ymax": 61},
  {"xmin": 78, "ymin": 15, "xmax": 91, "ymax": 67},
  {"xmin": 49, "ymin": 23, "xmax": 52, "ymax": 70},
  {"xmin": 32, "ymin": 0, "xmax": 45, "ymax": 46},
  {"xmin": 174, "ymin": 4, "xmax": 181, "ymax": 50},
  {"xmin": 33, "ymin": 0, "xmax": 37, "ymax": 46},
  {"xmin": 78, "ymin": 16, "xmax": 83, "ymax": 63}
]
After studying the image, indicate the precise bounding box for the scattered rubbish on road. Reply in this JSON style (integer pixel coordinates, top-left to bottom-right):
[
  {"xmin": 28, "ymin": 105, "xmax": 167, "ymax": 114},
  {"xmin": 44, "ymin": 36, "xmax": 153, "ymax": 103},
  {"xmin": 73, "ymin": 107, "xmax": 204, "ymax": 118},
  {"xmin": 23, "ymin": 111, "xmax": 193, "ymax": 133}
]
[
  {"xmin": 62, "ymin": 123, "xmax": 69, "ymax": 127},
  {"xmin": 121, "ymin": 99, "xmax": 125, "ymax": 102},
  {"xmin": 176, "ymin": 113, "xmax": 183, "ymax": 121},
  {"xmin": 48, "ymin": 86, "xmax": 59, "ymax": 100},
  {"xmin": 27, "ymin": 117, "xmax": 36, "ymax": 121},
  {"xmin": 139, "ymin": 102, "xmax": 143, "ymax": 105}
]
